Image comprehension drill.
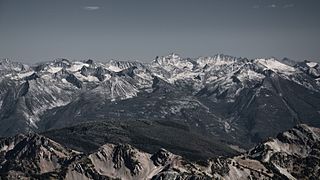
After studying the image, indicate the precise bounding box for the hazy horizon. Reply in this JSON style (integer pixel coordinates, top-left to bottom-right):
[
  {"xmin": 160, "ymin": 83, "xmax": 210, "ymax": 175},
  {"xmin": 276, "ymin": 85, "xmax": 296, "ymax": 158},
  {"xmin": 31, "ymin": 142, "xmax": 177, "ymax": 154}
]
[{"xmin": 0, "ymin": 52, "xmax": 313, "ymax": 65}]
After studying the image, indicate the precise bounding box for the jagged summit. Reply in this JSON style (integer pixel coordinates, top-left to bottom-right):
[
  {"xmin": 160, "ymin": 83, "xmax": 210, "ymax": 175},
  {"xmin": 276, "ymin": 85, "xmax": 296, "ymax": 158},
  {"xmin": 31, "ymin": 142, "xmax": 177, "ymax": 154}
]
[
  {"xmin": 0, "ymin": 58, "xmax": 30, "ymax": 73},
  {"xmin": 0, "ymin": 133, "xmax": 77, "ymax": 179},
  {"xmin": 249, "ymin": 123, "xmax": 320, "ymax": 161},
  {"xmin": 152, "ymin": 53, "xmax": 194, "ymax": 72},
  {"xmin": 0, "ymin": 58, "xmax": 11, "ymax": 64}
]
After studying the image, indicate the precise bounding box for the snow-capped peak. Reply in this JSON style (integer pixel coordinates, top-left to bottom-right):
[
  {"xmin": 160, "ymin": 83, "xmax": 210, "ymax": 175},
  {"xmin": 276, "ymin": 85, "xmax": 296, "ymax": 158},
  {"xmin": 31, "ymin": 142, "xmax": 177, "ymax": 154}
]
[
  {"xmin": 153, "ymin": 53, "xmax": 182, "ymax": 65},
  {"xmin": 197, "ymin": 54, "xmax": 237, "ymax": 67},
  {"xmin": 66, "ymin": 61, "xmax": 90, "ymax": 72},
  {"xmin": 306, "ymin": 61, "xmax": 318, "ymax": 68},
  {"xmin": 0, "ymin": 58, "xmax": 29, "ymax": 72},
  {"xmin": 167, "ymin": 52, "xmax": 181, "ymax": 60},
  {"xmin": 255, "ymin": 58, "xmax": 296, "ymax": 74},
  {"xmin": 153, "ymin": 53, "xmax": 194, "ymax": 72}
]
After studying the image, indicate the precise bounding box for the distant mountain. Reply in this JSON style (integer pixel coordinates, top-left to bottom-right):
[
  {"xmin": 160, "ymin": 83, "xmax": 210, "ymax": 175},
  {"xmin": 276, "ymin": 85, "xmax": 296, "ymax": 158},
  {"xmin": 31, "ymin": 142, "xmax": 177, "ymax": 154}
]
[
  {"xmin": 0, "ymin": 124, "xmax": 319, "ymax": 179},
  {"xmin": 1, "ymin": 54, "xmax": 320, "ymax": 151}
]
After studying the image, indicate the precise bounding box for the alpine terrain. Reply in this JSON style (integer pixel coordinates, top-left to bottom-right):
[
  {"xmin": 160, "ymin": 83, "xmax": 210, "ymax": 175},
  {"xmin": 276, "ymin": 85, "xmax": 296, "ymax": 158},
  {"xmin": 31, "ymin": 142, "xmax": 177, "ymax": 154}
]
[
  {"xmin": 0, "ymin": 54, "xmax": 320, "ymax": 179},
  {"xmin": 0, "ymin": 124, "xmax": 319, "ymax": 179}
]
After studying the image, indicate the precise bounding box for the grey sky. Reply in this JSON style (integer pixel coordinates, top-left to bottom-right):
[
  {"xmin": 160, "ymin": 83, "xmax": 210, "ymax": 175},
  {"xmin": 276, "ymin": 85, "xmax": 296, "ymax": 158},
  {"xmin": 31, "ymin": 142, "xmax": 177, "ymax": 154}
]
[{"xmin": 0, "ymin": 0, "xmax": 320, "ymax": 63}]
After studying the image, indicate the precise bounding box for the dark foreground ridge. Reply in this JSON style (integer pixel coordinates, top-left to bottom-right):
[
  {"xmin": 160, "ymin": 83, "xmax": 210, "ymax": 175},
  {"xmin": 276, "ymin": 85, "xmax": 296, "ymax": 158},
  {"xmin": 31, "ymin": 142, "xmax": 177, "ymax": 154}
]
[
  {"xmin": 0, "ymin": 124, "xmax": 319, "ymax": 179},
  {"xmin": 42, "ymin": 120, "xmax": 238, "ymax": 161}
]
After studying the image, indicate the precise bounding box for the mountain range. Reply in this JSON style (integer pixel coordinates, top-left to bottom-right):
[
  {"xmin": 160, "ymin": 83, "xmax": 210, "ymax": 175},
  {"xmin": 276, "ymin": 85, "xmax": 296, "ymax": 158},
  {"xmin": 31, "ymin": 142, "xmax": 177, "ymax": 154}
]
[{"xmin": 0, "ymin": 53, "xmax": 320, "ymax": 179}]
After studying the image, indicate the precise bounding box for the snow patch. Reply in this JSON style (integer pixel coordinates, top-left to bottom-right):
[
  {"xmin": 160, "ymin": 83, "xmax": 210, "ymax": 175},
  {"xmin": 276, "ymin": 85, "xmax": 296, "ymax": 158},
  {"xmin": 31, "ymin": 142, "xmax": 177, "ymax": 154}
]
[
  {"xmin": 273, "ymin": 164, "xmax": 296, "ymax": 180},
  {"xmin": 74, "ymin": 72, "xmax": 100, "ymax": 82},
  {"xmin": 306, "ymin": 62, "xmax": 317, "ymax": 68},
  {"xmin": 255, "ymin": 58, "xmax": 296, "ymax": 74},
  {"xmin": 106, "ymin": 65, "xmax": 123, "ymax": 72},
  {"xmin": 67, "ymin": 62, "xmax": 89, "ymax": 72},
  {"xmin": 224, "ymin": 122, "xmax": 231, "ymax": 133},
  {"xmin": 237, "ymin": 70, "xmax": 265, "ymax": 82},
  {"xmin": 47, "ymin": 67, "xmax": 63, "ymax": 74},
  {"xmin": 12, "ymin": 71, "xmax": 35, "ymax": 79}
]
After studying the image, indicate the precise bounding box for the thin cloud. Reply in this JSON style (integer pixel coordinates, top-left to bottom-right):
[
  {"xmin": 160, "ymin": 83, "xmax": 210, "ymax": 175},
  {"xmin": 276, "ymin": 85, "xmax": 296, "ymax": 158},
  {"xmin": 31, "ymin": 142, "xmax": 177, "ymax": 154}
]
[
  {"xmin": 253, "ymin": 5, "xmax": 260, "ymax": 9},
  {"xmin": 268, "ymin": 4, "xmax": 277, "ymax": 8},
  {"xmin": 283, "ymin": 4, "xmax": 294, "ymax": 8},
  {"xmin": 83, "ymin": 6, "xmax": 100, "ymax": 11}
]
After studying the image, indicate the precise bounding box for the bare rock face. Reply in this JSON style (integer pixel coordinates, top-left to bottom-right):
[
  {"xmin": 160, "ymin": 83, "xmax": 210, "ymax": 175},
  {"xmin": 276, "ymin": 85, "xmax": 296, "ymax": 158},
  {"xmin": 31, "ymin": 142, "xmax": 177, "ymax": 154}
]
[
  {"xmin": 207, "ymin": 124, "xmax": 320, "ymax": 180},
  {"xmin": 0, "ymin": 133, "xmax": 77, "ymax": 179},
  {"xmin": 0, "ymin": 124, "xmax": 319, "ymax": 179},
  {"xmin": 246, "ymin": 124, "xmax": 320, "ymax": 179},
  {"xmin": 151, "ymin": 148, "xmax": 172, "ymax": 166}
]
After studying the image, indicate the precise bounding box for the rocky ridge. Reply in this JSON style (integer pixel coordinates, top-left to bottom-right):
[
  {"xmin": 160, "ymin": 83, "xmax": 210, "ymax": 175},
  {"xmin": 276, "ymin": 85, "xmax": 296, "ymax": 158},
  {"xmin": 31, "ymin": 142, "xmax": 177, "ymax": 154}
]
[{"xmin": 0, "ymin": 124, "xmax": 319, "ymax": 179}]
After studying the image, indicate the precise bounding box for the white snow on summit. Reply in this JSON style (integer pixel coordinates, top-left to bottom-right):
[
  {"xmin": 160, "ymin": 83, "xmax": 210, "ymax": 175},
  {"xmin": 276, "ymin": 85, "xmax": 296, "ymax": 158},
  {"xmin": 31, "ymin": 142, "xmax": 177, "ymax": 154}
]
[
  {"xmin": 67, "ymin": 61, "xmax": 89, "ymax": 72},
  {"xmin": 255, "ymin": 58, "xmax": 296, "ymax": 74},
  {"xmin": 237, "ymin": 70, "xmax": 265, "ymax": 82},
  {"xmin": 306, "ymin": 62, "xmax": 318, "ymax": 68}
]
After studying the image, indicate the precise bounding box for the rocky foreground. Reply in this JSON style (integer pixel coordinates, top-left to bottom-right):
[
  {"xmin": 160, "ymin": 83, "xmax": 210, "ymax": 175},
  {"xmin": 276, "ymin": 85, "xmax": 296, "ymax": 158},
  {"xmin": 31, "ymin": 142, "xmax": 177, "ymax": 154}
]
[{"xmin": 0, "ymin": 124, "xmax": 319, "ymax": 180}]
